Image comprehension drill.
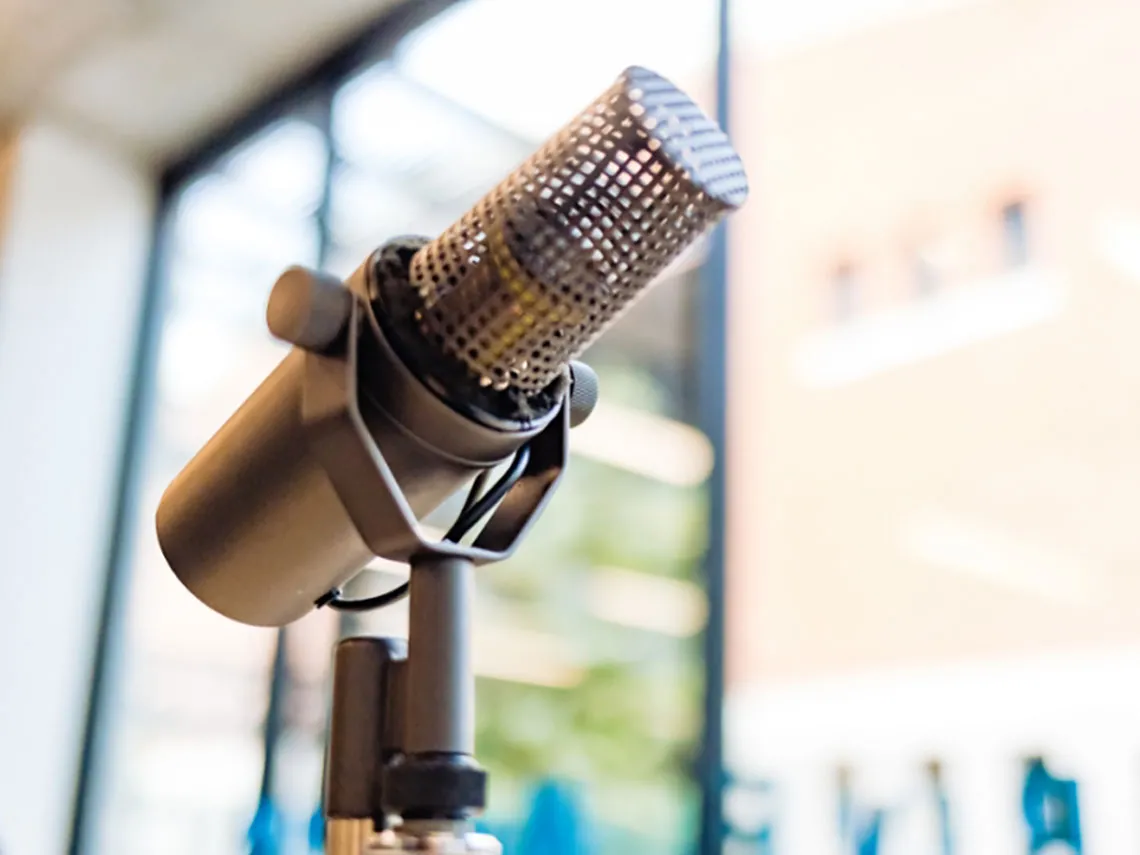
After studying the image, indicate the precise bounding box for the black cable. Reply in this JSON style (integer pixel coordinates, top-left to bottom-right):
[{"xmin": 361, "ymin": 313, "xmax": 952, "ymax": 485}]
[
  {"xmin": 318, "ymin": 444, "xmax": 531, "ymax": 614},
  {"xmin": 319, "ymin": 581, "xmax": 409, "ymax": 612},
  {"xmin": 444, "ymin": 444, "xmax": 530, "ymax": 543},
  {"xmin": 459, "ymin": 469, "xmax": 491, "ymax": 519}
]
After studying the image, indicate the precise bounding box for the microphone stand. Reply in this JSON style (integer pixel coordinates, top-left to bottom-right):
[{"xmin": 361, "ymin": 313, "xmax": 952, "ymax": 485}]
[
  {"xmin": 323, "ymin": 555, "xmax": 494, "ymax": 855},
  {"xmin": 263, "ymin": 266, "xmax": 596, "ymax": 855}
]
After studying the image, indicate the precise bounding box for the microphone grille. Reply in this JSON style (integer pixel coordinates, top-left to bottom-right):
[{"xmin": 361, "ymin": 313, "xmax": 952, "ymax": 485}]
[{"xmin": 406, "ymin": 66, "xmax": 748, "ymax": 396}]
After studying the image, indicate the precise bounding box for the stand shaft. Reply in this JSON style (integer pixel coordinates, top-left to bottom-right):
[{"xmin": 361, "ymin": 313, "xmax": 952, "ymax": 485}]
[
  {"xmin": 405, "ymin": 554, "xmax": 475, "ymax": 755},
  {"xmin": 323, "ymin": 554, "xmax": 485, "ymax": 845}
]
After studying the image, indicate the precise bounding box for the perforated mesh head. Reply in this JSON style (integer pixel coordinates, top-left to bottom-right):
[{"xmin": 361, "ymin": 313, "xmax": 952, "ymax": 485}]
[{"xmin": 406, "ymin": 65, "xmax": 748, "ymax": 396}]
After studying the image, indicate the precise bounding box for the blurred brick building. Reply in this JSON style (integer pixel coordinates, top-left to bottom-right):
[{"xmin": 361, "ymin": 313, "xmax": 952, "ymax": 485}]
[{"xmin": 726, "ymin": 0, "xmax": 1140, "ymax": 686}]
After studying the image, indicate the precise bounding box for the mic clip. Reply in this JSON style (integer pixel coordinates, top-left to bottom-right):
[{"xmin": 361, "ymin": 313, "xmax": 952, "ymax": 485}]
[{"xmin": 268, "ymin": 265, "xmax": 569, "ymax": 568}]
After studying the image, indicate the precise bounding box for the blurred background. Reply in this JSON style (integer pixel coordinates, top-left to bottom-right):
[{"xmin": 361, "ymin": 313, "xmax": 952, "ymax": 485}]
[{"xmin": 0, "ymin": 0, "xmax": 1134, "ymax": 854}]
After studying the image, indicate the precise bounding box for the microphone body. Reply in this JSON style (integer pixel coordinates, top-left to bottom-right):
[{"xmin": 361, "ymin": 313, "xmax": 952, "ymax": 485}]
[
  {"xmin": 156, "ymin": 253, "xmax": 556, "ymax": 627},
  {"xmin": 157, "ymin": 66, "xmax": 748, "ymax": 628}
]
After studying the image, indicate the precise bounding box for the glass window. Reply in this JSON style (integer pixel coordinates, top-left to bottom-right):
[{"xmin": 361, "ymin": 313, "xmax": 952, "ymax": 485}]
[
  {"xmin": 1002, "ymin": 200, "xmax": 1029, "ymax": 269},
  {"xmin": 913, "ymin": 251, "xmax": 941, "ymax": 297},
  {"xmin": 832, "ymin": 264, "xmax": 859, "ymax": 322},
  {"xmin": 328, "ymin": 6, "xmax": 718, "ymax": 853},
  {"xmin": 86, "ymin": 116, "xmax": 331, "ymax": 855},
  {"xmin": 726, "ymin": 1, "xmax": 1140, "ymax": 853},
  {"xmin": 84, "ymin": 3, "xmax": 722, "ymax": 855}
]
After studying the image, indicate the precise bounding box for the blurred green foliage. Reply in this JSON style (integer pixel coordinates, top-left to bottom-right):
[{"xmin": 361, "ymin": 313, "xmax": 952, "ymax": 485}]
[{"xmin": 473, "ymin": 360, "xmax": 708, "ymax": 855}]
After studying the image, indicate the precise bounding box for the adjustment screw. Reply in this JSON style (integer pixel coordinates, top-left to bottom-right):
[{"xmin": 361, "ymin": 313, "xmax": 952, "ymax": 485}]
[
  {"xmin": 568, "ymin": 362, "xmax": 600, "ymax": 428},
  {"xmin": 267, "ymin": 266, "xmax": 352, "ymax": 352}
]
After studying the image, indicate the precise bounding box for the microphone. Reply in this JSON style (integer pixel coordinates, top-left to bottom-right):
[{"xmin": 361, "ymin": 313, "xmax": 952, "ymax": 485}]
[{"xmin": 156, "ymin": 65, "xmax": 748, "ymax": 628}]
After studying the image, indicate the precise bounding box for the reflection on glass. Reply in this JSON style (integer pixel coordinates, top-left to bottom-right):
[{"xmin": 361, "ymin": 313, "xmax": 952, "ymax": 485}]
[{"xmin": 725, "ymin": 0, "xmax": 1140, "ymax": 853}]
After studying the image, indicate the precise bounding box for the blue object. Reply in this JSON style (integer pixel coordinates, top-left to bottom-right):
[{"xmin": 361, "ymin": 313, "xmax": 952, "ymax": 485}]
[
  {"xmin": 308, "ymin": 802, "xmax": 326, "ymax": 852},
  {"xmin": 855, "ymin": 810, "xmax": 883, "ymax": 855},
  {"xmin": 517, "ymin": 781, "xmax": 590, "ymax": 855},
  {"xmin": 723, "ymin": 773, "xmax": 778, "ymax": 855},
  {"xmin": 247, "ymin": 795, "xmax": 284, "ymax": 855},
  {"xmin": 835, "ymin": 774, "xmax": 881, "ymax": 855},
  {"xmin": 1022, "ymin": 758, "xmax": 1082, "ymax": 854},
  {"xmin": 935, "ymin": 784, "xmax": 953, "ymax": 855}
]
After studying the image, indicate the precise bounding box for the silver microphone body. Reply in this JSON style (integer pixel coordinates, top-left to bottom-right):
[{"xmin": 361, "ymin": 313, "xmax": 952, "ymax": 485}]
[{"xmin": 156, "ymin": 65, "xmax": 748, "ymax": 627}]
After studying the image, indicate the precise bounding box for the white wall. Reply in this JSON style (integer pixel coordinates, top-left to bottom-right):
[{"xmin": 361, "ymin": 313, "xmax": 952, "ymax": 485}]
[
  {"xmin": 726, "ymin": 648, "xmax": 1140, "ymax": 855},
  {"xmin": 0, "ymin": 120, "xmax": 154, "ymax": 855}
]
